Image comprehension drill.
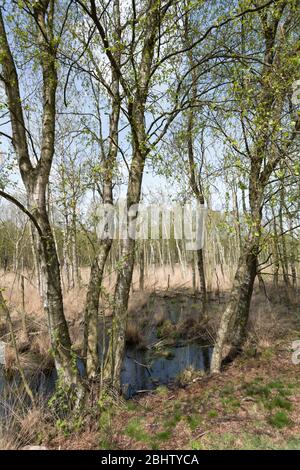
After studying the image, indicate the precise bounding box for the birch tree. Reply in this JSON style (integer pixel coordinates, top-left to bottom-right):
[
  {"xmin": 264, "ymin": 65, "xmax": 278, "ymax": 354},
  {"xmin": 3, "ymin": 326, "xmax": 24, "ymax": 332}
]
[
  {"xmin": 0, "ymin": 1, "xmax": 83, "ymax": 396},
  {"xmin": 211, "ymin": 0, "xmax": 300, "ymax": 372}
]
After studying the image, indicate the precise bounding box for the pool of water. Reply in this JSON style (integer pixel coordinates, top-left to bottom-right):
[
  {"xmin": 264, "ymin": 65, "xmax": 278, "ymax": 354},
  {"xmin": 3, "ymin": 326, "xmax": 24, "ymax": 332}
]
[
  {"xmin": 121, "ymin": 343, "xmax": 211, "ymax": 398},
  {"xmin": 0, "ymin": 295, "xmax": 212, "ymax": 405}
]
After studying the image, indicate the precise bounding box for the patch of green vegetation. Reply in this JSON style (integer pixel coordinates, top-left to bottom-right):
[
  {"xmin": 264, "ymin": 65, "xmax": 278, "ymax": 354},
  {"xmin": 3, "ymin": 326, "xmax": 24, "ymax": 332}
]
[
  {"xmin": 284, "ymin": 436, "xmax": 300, "ymax": 450},
  {"xmin": 186, "ymin": 413, "xmax": 202, "ymax": 431},
  {"xmin": 125, "ymin": 417, "xmax": 173, "ymax": 449},
  {"xmin": 266, "ymin": 396, "xmax": 292, "ymax": 411},
  {"xmin": 220, "ymin": 384, "xmax": 235, "ymax": 396},
  {"xmin": 260, "ymin": 347, "xmax": 276, "ymax": 360},
  {"xmin": 244, "ymin": 378, "xmax": 289, "ymax": 398},
  {"xmin": 268, "ymin": 380, "xmax": 292, "ymax": 396},
  {"xmin": 221, "ymin": 396, "xmax": 240, "ymax": 412},
  {"xmin": 202, "ymin": 431, "xmax": 285, "ymax": 450},
  {"xmin": 243, "ymin": 378, "xmax": 294, "ymax": 418},
  {"xmin": 238, "ymin": 434, "xmax": 278, "ymax": 450},
  {"xmin": 203, "ymin": 432, "xmax": 300, "ymax": 450},
  {"xmin": 155, "ymin": 385, "xmax": 169, "ymax": 397},
  {"xmin": 98, "ymin": 408, "xmax": 117, "ymax": 450},
  {"xmin": 125, "ymin": 418, "xmax": 150, "ymax": 443},
  {"xmin": 155, "ymin": 430, "xmax": 172, "ymax": 442},
  {"xmin": 207, "ymin": 409, "xmax": 218, "ymax": 419},
  {"xmin": 157, "ymin": 320, "xmax": 178, "ymax": 340},
  {"xmin": 155, "ymin": 402, "xmax": 184, "ymax": 445},
  {"xmin": 126, "ymin": 400, "xmax": 139, "ymax": 412},
  {"xmin": 244, "ymin": 382, "xmax": 271, "ymax": 398},
  {"xmin": 163, "ymin": 408, "xmax": 182, "ymax": 430},
  {"xmin": 204, "ymin": 432, "xmax": 237, "ymax": 450},
  {"xmin": 99, "ymin": 437, "xmax": 117, "ymax": 450},
  {"xmin": 287, "ymin": 382, "xmax": 298, "ymax": 390},
  {"xmin": 269, "ymin": 411, "xmax": 291, "ymax": 429},
  {"xmin": 189, "ymin": 439, "xmax": 203, "ymax": 450}
]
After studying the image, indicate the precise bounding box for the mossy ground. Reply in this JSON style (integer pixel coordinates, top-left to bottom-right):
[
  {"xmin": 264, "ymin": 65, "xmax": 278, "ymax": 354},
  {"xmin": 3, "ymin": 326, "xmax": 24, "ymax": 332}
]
[{"xmin": 44, "ymin": 332, "xmax": 300, "ymax": 450}]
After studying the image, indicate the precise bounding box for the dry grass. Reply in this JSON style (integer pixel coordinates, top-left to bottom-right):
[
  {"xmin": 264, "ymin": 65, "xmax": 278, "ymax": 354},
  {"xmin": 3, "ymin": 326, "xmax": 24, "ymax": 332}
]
[
  {"xmin": 2, "ymin": 265, "xmax": 296, "ymax": 370},
  {"xmin": 0, "ymin": 262, "xmax": 232, "ymax": 325},
  {"xmin": 153, "ymin": 306, "xmax": 167, "ymax": 327},
  {"xmin": 247, "ymin": 289, "xmax": 300, "ymax": 350},
  {"xmin": 125, "ymin": 321, "xmax": 146, "ymax": 348},
  {"xmin": 0, "ymin": 269, "xmax": 299, "ymax": 449},
  {"xmin": 0, "ymin": 383, "xmax": 48, "ymax": 450}
]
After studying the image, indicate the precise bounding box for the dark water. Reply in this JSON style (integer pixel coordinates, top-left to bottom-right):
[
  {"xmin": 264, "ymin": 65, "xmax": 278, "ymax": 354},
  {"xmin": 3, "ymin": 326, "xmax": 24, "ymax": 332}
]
[
  {"xmin": 0, "ymin": 295, "xmax": 212, "ymax": 406},
  {"xmin": 104, "ymin": 295, "xmax": 212, "ymax": 397},
  {"xmin": 121, "ymin": 343, "xmax": 211, "ymax": 398},
  {"xmin": 0, "ymin": 344, "xmax": 211, "ymax": 413}
]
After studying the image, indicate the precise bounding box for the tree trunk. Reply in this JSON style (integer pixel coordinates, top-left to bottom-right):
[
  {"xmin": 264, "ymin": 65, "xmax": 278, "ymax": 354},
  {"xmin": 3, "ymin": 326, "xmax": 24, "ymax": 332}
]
[
  {"xmin": 210, "ymin": 227, "xmax": 259, "ymax": 373},
  {"xmin": 30, "ymin": 224, "xmax": 42, "ymax": 295},
  {"xmin": 139, "ymin": 243, "xmax": 145, "ymax": 291},
  {"xmin": 197, "ymin": 248, "xmax": 207, "ymax": 312},
  {"xmin": 84, "ymin": 239, "xmax": 112, "ymax": 378},
  {"xmin": 271, "ymin": 206, "xmax": 280, "ymax": 292},
  {"xmin": 0, "ymin": 2, "xmax": 84, "ymax": 401},
  {"xmin": 102, "ymin": 139, "xmax": 146, "ymax": 391},
  {"xmin": 103, "ymin": 238, "xmax": 135, "ymax": 390},
  {"xmin": 34, "ymin": 204, "xmax": 80, "ymax": 383}
]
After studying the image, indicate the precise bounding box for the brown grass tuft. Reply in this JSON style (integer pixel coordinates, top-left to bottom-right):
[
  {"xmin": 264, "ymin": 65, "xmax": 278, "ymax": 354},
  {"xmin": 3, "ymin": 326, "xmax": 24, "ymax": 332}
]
[{"xmin": 125, "ymin": 321, "xmax": 145, "ymax": 348}]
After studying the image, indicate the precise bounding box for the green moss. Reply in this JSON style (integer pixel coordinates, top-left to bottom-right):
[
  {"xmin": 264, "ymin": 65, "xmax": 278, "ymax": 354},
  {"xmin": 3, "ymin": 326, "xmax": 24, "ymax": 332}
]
[
  {"xmin": 284, "ymin": 436, "xmax": 300, "ymax": 450},
  {"xmin": 205, "ymin": 432, "xmax": 237, "ymax": 450},
  {"xmin": 186, "ymin": 413, "xmax": 202, "ymax": 431},
  {"xmin": 269, "ymin": 411, "xmax": 291, "ymax": 429},
  {"xmin": 155, "ymin": 385, "xmax": 169, "ymax": 397},
  {"xmin": 125, "ymin": 401, "xmax": 139, "ymax": 412},
  {"xmin": 260, "ymin": 347, "xmax": 275, "ymax": 360},
  {"xmin": 238, "ymin": 434, "xmax": 278, "ymax": 450},
  {"xmin": 221, "ymin": 396, "xmax": 240, "ymax": 412},
  {"xmin": 267, "ymin": 396, "xmax": 292, "ymax": 411},
  {"xmin": 155, "ymin": 430, "xmax": 172, "ymax": 442},
  {"xmin": 208, "ymin": 409, "xmax": 218, "ymax": 418},
  {"xmin": 157, "ymin": 320, "xmax": 178, "ymax": 340},
  {"xmin": 189, "ymin": 439, "xmax": 203, "ymax": 450},
  {"xmin": 244, "ymin": 382, "xmax": 271, "ymax": 398},
  {"xmin": 125, "ymin": 418, "xmax": 149, "ymax": 443}
]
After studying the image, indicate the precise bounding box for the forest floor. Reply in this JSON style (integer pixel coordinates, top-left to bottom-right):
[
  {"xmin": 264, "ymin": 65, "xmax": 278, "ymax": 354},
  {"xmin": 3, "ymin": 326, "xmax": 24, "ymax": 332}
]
[
  {"xmin": 44, "ymin": 307, "xmax": 300, "ymax": 450},
  {"xmin": 1, "ymin": 273, "xmax": 300, "ymax": 450}
]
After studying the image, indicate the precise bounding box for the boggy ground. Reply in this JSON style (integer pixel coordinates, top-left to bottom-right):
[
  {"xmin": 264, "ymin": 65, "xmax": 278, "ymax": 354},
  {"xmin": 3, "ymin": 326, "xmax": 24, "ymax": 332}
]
[
  {"xmin": 1, "ymin": 277, "xmax": 300, "ymax": 450},
  {"xmin": 44, "ymin": 304, "xmax": 300, "ymax": 450},
  {"xmin": 0, "ymin": 266, "xmax": 219, "ymax": 372}
]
